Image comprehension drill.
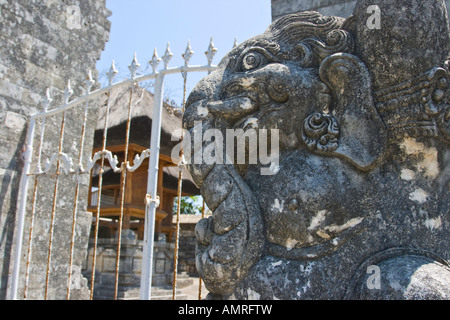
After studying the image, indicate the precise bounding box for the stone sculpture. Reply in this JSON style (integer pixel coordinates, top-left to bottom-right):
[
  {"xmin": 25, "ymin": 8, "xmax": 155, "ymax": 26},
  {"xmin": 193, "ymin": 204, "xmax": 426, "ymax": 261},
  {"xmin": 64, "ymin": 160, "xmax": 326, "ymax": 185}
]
[{"xmin": 182, "ymin": 0, "xmax": 450, "ymax": 299}]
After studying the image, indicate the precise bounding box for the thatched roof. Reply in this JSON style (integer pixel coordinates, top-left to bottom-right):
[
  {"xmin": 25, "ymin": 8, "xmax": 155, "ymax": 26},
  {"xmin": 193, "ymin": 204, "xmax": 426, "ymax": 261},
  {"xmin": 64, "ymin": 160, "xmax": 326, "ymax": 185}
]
[{"xmin": 94, "ymin": 84, "xmax": 183, "ymax": 156}]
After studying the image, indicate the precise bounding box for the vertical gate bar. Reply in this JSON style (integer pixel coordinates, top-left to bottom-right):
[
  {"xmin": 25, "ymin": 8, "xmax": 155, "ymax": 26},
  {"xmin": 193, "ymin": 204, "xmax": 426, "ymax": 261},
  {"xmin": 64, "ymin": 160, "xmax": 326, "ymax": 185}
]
[
  {"xmin": 90, "ymin": 155, "xmax": 105, "ymax": 300},
  {"xmin": 23, "ymin": 109, "xmax": 48, "ymax": 299},
  {"xmin": 44, "ymin": 111, "xmax": 67, "ymax": 299},
  {"xmin": 10, "ymin": 117, "xmax": 36, "ymax": 300},
  {"xmin": 140, "ymin": 73, "xmax": 165, "ymax": 300},
  {"xmin": 172, "ymin": 68, "xmax": 188, "ymax": 300},
  {"xmin": 113, "ymin": 85, "xmax": 134, "ymax": 300},
  {"xmin": 44, "ymin": 110, "xmax": 67, "ymax": 300},
  {"xmin": 198, "ymin": 200, "xmax": 206, "ymax": 300},
  {"xmin": 66, "ymin": 94, "xmax": 91, "ymax": 300},
  {"xmin": 90, "ymin": 89, "xmax": 114, "ymax": 300},
  {"xmin": 36, "ymin": 90, "xmax": 51, "ymax": 173},
  {"xmin": 172, "ymin": 169, "xmax": 183, "ymax": 300},
  {"xmin": 23, "ymin": 176, "xmax": 38, "ymax": 299}
]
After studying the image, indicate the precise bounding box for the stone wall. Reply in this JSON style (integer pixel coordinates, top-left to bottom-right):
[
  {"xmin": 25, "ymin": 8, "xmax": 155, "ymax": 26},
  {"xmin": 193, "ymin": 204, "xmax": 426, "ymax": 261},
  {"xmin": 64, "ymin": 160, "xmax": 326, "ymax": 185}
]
[
  {"xmin": 271, "ymin": 0, "xmax": 450, "ymax": 19},
  {"xmin": 82, "ymin": 235, "xmax": 175, "ymax": 300},
  {"xmin": 0, "ymin": 0, "xmax": 111, "ymax": 299},
  {"xmin": 176, "ymin": 217, "xmax": 200, "ymax": 276}
]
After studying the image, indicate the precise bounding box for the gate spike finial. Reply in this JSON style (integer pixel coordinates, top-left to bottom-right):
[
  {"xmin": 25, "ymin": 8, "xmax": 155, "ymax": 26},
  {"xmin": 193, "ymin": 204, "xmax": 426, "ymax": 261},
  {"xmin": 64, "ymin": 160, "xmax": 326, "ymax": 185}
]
[
  {"xmin": 163, "ymin": 42, "xmax": 173, "ymax": 69},
  {"xmin": 64, "ymin": 80, "xmax": 73, "ymax": 104},
  {"xmin": 182, "ymin": 40, "xmax": 194, "ymax": 67},
  {"xmin": 106, "ymin": 60, "xmax": 118, "ymax": 86},
  {"xmin": 149, "ymin": 48, "xmax": 161, "ymax": 74},
  {"xmin": 43, "ymin": 88, "xmax": 52, "ymax": 111},
  {"xmin": 85, "ymin": 70, "xmax": 95, "ymax": 94},
  {"xmin": 205, "ymin": 37, "xmax": 218, "ymax": 67},
  {"xmin": 129, "ymin": 52, "xmax": 141, "ymax": 79}
]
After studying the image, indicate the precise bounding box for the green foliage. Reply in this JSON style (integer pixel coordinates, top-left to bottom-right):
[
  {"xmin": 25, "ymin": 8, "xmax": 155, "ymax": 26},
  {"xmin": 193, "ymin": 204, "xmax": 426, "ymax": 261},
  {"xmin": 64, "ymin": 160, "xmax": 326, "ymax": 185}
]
[{"xmin": 173, "ymin": 195, "xmax": 203, "ymax": 215}]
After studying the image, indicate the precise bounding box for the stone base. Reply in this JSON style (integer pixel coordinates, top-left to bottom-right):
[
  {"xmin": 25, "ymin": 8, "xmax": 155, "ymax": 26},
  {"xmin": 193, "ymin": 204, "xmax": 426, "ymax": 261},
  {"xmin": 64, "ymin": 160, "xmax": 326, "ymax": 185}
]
[{"xmin": 82, "ymin": 234, "xmax": 180, "ymax": 300}]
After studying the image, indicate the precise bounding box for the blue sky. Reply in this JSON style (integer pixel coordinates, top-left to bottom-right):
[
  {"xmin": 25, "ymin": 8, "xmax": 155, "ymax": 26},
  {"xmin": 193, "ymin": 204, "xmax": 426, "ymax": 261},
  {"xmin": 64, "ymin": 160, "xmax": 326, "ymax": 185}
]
[{"xmin": 97, "ymin": 0, "xmax": 272, "ymax": 103}]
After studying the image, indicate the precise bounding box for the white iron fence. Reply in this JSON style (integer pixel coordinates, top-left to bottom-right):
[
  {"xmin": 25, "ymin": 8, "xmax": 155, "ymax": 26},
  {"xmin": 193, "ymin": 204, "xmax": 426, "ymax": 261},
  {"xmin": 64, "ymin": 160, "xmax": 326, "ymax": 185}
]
[{"xmin": 10, "ymin": 39, "xmax": 220, "ymax": 300}]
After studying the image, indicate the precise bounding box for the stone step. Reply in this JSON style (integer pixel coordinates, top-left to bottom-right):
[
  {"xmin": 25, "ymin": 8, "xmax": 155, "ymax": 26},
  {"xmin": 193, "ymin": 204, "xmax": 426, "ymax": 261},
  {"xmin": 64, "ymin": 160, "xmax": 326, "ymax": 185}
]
[
  {"xmin": 150, "ymin": 287, "xmax": 188, "ymax": 300},
  {"xmin": 91, "ymin": 284, "xmax": 188, "ymax": 300},
  {"xmin": 172, "ymin": 276, "xmax": 194, "ymax": 289}
]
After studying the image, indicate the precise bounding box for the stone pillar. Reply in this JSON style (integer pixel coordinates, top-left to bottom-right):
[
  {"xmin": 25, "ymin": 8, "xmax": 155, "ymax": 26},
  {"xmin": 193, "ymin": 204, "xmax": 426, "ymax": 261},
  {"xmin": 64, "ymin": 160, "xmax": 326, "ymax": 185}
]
[
  {"xmin": 271, "ymin": 0, "xmax": 450, "ymax": 20},
  {"xmin": 0, "ymin": 0, "xmax": 111, "ymax": 299},
  {"xmin": 271, "ymin": 0, "xmax": 357, "ymax": 20}
]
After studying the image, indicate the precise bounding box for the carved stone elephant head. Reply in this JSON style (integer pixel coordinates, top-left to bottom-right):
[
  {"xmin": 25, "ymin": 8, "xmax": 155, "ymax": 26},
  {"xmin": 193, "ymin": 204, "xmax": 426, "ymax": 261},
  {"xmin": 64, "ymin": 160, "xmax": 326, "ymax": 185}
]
[{"xmin": 182, "ymin": 0, "xmax": 450, "ymax": 299}]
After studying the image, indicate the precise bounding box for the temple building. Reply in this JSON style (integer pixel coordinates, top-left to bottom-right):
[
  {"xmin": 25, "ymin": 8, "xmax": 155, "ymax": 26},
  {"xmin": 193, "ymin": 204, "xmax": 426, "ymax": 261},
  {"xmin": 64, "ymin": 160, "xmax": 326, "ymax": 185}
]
[{"xmin": 87, "ymin": 85, "xmax": 200, "ymax": 242}]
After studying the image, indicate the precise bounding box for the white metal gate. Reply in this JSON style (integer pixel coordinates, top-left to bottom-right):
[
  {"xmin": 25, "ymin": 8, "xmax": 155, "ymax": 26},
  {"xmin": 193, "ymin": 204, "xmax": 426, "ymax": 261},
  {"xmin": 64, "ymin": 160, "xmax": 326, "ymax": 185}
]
[{"xmin": 9, "ymin": 39, "xmax": 219, "ymax": 300}]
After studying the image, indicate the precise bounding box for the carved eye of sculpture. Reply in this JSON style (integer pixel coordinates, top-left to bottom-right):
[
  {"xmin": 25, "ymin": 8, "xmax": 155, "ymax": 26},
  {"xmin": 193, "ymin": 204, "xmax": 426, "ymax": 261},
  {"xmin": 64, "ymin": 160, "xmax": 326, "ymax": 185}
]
[
  {"xmin": 243, "ymin": 52, "xmax": 263, "ymax": 70},
  {"xmin": 238, "ymin": 49, "xmax": 270, "ymax": 72}
]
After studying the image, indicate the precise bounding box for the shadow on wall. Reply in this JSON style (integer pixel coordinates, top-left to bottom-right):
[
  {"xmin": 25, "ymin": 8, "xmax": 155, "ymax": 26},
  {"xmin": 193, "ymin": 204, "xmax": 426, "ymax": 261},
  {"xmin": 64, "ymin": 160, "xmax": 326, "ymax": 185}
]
[{"xmin": 0, "ymin": 127, "xmax": 27, "ymax": 299}]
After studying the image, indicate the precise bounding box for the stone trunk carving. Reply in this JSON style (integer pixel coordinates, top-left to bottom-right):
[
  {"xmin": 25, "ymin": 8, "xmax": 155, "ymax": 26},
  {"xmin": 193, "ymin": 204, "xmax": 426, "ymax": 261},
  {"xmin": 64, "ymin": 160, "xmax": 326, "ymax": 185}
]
[{"xmin": 182, "ymin": 0, "xmax": 450, "ymax": 299}]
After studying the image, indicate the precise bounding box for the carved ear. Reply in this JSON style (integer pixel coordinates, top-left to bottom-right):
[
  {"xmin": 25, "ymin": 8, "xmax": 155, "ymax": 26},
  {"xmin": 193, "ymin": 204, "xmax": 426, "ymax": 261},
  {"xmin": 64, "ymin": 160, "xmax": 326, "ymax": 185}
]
[{"xmin": 317, "ymin": 53, "xmax": 386, "ymax": 171}]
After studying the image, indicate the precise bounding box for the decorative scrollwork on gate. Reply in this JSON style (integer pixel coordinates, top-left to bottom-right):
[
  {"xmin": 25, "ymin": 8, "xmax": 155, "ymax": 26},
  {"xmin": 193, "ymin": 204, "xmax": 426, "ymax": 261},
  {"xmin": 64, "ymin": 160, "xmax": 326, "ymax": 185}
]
[{"xmin": 86, "ymin": 150, "xmax": 122, "ymax": 173}]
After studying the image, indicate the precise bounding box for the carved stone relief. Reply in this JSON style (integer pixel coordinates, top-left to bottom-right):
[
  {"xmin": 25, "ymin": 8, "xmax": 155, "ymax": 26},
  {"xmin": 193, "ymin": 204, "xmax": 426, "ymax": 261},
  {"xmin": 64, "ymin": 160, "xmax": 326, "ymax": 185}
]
[{"xmin": 182, "ymin": 0, "xmax": 450, "ymax": 299}]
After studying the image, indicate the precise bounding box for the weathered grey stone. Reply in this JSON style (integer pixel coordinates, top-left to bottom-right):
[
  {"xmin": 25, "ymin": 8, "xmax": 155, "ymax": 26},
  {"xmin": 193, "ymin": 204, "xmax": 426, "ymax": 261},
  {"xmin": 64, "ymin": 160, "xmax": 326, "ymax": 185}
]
[
  {"xmin": 83, "ymin": 238, "xmax": 175, "ymax": 299},
  {"xmin": 0, "ymin": 0, "xmax": 111, "ymax": 299},
  {"xmin": 272, "ymin": 0, "xmax": 450, "ymax": 19},
  {"xmin": 354, "ymin": 0, "xmax": 450, "ymax": 91},
  {"xmin": 184, "ymin": 0, "xmax": 450, "ymax": 299},
  {"xmin": 347, "ymin": 249, "xmax": 450, "ymax": 299}
]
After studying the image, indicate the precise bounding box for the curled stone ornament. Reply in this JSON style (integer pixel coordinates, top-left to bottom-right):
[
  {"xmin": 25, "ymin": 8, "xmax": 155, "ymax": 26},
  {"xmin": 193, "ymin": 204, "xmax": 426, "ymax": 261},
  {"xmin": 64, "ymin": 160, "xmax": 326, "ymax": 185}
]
[{"xmin": 302, "ymin": 112, "xmax": 340, "ymax": 153}]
